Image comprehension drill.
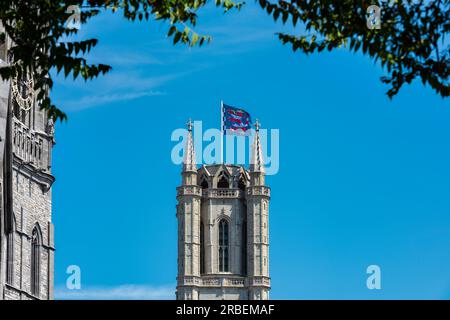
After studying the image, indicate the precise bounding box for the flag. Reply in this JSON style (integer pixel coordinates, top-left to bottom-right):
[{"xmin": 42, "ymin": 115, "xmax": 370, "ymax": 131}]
[{"xmin": 222, "ymin": 103, "xmax": 253, "ymax": 135}]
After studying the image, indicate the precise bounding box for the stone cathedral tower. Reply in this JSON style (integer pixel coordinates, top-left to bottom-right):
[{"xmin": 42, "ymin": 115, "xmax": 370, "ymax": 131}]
[
  {"xmin": 176, "ymin": 120, "xmax": 270, "ymax": 300},
  {"xmin": 0, "ymin": 26, "xmax": 55, "ymax": 300}
]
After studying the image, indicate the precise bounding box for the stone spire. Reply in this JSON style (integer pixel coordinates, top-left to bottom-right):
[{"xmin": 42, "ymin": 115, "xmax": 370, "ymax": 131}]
[
  {"xmin": 183, "ymin": 119, "xmax": 197, "ymax": 173},
  {"xmin": 250, "ymin": 119, "xmax": 265, "ymax": 174}
]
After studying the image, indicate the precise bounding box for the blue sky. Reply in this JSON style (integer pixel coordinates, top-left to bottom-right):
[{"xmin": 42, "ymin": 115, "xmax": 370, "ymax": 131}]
[{"xmin": 51, "ymin": 3, "xmax": 450, "ymax": 299}]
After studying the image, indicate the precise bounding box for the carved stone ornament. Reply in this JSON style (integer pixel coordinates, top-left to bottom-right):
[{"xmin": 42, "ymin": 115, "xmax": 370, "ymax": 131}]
[{"xmin": 11, "ymin": 73, "xmax": 34, "ymax": 111}]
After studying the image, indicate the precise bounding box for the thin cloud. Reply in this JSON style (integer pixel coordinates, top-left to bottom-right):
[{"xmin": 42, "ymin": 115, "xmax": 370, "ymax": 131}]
[
  {"xmin": 55, "ymin": 284, "xmax": 175, "ymax": 300},
  {"xmin": 89, "ymin": 50, "xmax": 164, "ymax": 67},
  {"xmin": 52, "ymin": 3, "xmax": 276, "ymax": 111},
  {"xmin": 64, "ymin": 90, "xmax": 166, "ymax": 111},
  {"xmin": 53, "ymin": 69, "xmax": 201, "ymax": 111},
  {"xmin": 53, "ymin": 70, "xmax": 182, "ymax": 91}
]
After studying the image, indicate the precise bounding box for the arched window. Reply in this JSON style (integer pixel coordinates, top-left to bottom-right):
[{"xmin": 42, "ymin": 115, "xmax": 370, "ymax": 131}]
[
  {"xmin": 31, "ymin": 226, "xmax": 41, "ymax": 297},
  {"xmin": 200, "ymin": 177, "xmax": 209, "ymax": 189},
  {"xmin": 219, "ymin": 220, "xmax": 229, "ymax": 272},
  {"xmin": 238, "ymin": 176, "xmax": 246, "ymax": 191},
  {"xmin": 241, "ymin": 220, "xmax": 247, "ymax": 276},
  {"xmin": 200, "ymin": 222, "xmax": 205, "ymax": 274},
  {"xmin": 217, "ymin": 172, "xmax": 229, "ymax": 189},
  {"xmin": 6, "ymin": 230, "xmax": 14, "ymax": 285}
]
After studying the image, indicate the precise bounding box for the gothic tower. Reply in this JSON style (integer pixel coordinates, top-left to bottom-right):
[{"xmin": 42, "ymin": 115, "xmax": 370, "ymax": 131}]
[
  {"xmin": 176, "ymin": 120, "xmax": 270, "ymax": 300},
  {"xmin": 0, "ymin": 26, "xmax": 55, "ymax": 300}
]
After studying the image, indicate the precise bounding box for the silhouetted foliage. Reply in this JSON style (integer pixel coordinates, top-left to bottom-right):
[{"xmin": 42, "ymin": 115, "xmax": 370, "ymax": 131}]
[
  {"xmin": 0, "ymin": 1, "xmax": 448, "ymax": 122},
  {"xmin": 0, "ymin": 0, "xmax": 243, "ymax": 121},
  {"xmin": 259, "ymin": 0, "xmax": 449, "ymax": 99}
]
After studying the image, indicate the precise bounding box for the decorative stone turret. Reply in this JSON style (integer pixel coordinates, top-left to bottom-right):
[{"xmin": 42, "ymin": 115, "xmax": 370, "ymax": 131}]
[
  {"xmin": 176, "ymin": 119, "xmax": 202, "ymax": 300},
  {"xmin": 246, "ymin": 119, "xmax": 271, "ymax": 300}
]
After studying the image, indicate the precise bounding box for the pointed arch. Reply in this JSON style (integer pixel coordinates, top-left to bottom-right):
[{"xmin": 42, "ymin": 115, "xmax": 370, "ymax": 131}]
[
  {"xmin": 238, "ymin": 174, "xmax": 247, "ymax": 191},
  {"xmin": 217, "ymin": 171, "xmax": 230, "ymax": 189},
  {"xmin": 200, "ymin": 221, "xmax": 205, "ymax": 274},
  {"xmin": 200, "ymin": 175, "xmax": 209, "ymax": 189},
  {"xmin": 31, "ymin": 224, "xmax": 42, "ymax": 297},
  {"xmin": 241, "ymin": 218, "xmax": 247, "ymax": 276},
  {"xmin": 218, "ymin": 219, "xmax": 229, "ymax": 272},
  {"xmin": 6, "ymin": 215, "xmax": 16, "ymax": 285}
]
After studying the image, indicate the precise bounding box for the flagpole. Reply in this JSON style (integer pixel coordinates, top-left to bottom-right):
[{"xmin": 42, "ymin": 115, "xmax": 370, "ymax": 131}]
[{"xmin": 220, "ymin": 100, "xmax": 224, "ymax": 164}]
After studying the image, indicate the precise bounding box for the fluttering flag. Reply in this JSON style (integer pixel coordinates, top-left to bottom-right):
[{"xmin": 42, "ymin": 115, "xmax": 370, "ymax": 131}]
[{"xmin": 222, "ymin": 103, "xmax": 253, "ymax": 135}]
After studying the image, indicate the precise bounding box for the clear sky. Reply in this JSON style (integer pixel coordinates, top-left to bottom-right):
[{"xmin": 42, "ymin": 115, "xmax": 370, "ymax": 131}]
[{"xmin": 51, "ymin": 3, "xmax": 450, "ymax": 299}]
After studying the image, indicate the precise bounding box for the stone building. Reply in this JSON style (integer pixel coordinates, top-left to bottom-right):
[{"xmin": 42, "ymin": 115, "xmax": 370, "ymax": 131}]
[
  {"xmin": 176, "ymin": 120, "xmax": 270, "ymax": 300},
  {"xmin": 0, "ymin": 25, "xmax": 55, "ymax": 300}
]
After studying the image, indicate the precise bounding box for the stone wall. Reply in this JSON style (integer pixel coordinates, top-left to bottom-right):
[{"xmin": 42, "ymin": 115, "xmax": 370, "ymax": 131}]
[
  {"xmin": 5, "ymin": 165, "xmax": 54, "ymax": 300},
  {"xmin": 0, "ymin": 28, "xmax": 55, "ymax": 298}
]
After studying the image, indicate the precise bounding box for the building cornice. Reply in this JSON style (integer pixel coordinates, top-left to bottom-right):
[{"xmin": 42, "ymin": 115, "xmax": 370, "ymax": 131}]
[
  {"xmin": 4, "ymin": 283, "xmax": 39, "ymax": 300},
  {"xmin": 177, "ymin": 275, "xmax": 271, "ymax": 289},
  {"xmin": 176, "ymin": 185, "xmax": 202, "ymax": 199},
  {"xmin": 246, "ymin": 186, "xmax": 271, "ymax": 199},
  {"xmin": 12, "ymin": 156, "xmax": 55, "ymax": 191}
]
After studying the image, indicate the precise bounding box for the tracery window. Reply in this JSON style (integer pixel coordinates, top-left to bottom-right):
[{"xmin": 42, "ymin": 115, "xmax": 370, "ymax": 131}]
[
  {"xmin": 219, "ymin": 220, "xmax": 229, "ymax": 272},
  {"xmin": 31, "ymin": 226, "xmax": 41, "ymax": 296}
]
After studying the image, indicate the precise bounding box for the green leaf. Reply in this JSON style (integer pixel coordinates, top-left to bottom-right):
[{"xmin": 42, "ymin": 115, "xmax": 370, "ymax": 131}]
[{"xmin": 174, "ymin": 31, "xmax": 182, "ymax": 44}]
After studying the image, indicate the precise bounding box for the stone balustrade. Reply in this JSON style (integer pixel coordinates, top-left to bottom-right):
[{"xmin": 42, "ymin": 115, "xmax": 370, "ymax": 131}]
[
  {"xmin": 177, "ymin": 186, "xmax": 202, "ymax": 197},
  {"xmin": 248, "ymin": 277, "xmax": 271, "ymax": 287},
  {"xmin": 246, "ymin": 186, "xmax": 271, "ymax": 197},
  {"xmin": 177, "ymin": 186, "xmax": 270, "ymax": 199},
  {"xmin": 180, "ymin": 276, "xmax": 247, "ymax": 288},
  {"xmin": 202, "ymin": 188, "xmax": 244, "ymax": 199}
]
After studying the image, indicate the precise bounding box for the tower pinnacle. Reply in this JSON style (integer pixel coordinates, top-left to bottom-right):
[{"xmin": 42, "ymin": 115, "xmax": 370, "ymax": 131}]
[
  {"xmin": 254, "ymin": 119, "xmax": 260, "ymax": 132},
  {"xmin": 250, "ymin": 119, "xmax": 265, "ymax": 173},
  {"xmin": 183, "ymin": 119, "xmax": 197, "ymax": 172}
]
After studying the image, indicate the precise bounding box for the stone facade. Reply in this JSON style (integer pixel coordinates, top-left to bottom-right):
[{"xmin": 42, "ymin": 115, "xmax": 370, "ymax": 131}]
[
  {"xmin": 0, "ymin": 25, "xmax": 55, "ymax": 300},
  {"xmin": 176, "ymin": 121, "xmax": 270, "ymax": 300}
]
